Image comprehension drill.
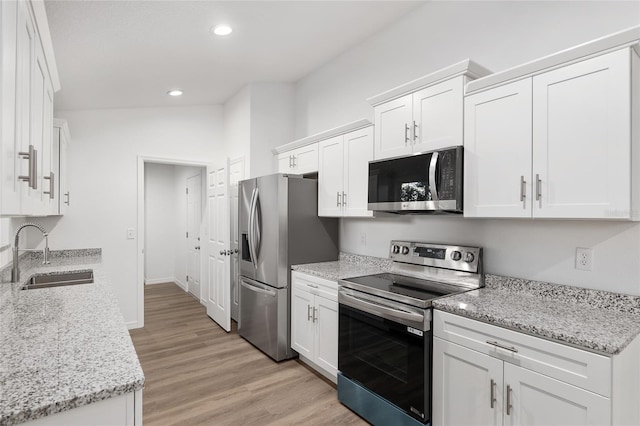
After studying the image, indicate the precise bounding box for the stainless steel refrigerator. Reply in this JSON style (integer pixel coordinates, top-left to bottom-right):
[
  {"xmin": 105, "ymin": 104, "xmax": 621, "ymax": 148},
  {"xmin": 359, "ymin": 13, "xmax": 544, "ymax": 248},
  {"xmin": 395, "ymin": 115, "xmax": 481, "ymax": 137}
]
[{"xmin": 238, "ymin": 174, "xmax": 338, "ymax": 361}]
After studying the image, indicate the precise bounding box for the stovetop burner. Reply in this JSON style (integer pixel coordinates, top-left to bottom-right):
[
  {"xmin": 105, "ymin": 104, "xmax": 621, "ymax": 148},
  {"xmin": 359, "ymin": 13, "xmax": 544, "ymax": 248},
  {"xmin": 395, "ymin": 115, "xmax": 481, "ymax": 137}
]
[{"xmin": 339, "ymin": 241, "xmax": 484, "ymax": 309}]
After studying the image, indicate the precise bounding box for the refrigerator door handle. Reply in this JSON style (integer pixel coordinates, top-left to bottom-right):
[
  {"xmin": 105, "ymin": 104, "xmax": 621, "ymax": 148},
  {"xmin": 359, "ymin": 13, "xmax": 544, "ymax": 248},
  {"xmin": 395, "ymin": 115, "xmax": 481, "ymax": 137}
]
[
  {"xmin": 248, "ymin": 188, "xmax": 258, "ymax": 269},
  {"xmin": 253, "ymin": 188, "xmax": 261, "ymax": 260}
]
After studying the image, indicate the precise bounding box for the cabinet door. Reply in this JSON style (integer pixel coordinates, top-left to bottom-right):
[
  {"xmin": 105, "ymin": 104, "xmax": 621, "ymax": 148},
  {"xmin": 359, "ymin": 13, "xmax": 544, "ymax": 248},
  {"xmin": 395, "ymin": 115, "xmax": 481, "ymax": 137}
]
[
  {"xmin": 290, "ymin": 283, "xmax": 314, "ymax": 358},
  {"xmin": 1, "ymin": 0, "xmax": 21, "ymax": 215},
  {"xmin": 504, "ymin": 362, "xmax": 610, "ymax": 426},
  {"xmin": 277, "ymin": 153, "xmax": 293, "ymax": 173},
  {"xmin": 292, "ymin": 143, "xmax": 319, "ymax": 175},
  {"xmin": 314, "ymin": 296, "xmax": 338, "ymax": 379},
  {"xmin": 373, "ymin": 94, "xmax": 413, "ymax": 160},
  {"xmin": 343, "ymin": 127, "xmax": 373, "ymax": 217},
  {"xmin": 42, "ymin": 74, "xmax": 55, "ymax": 214},
  {"xmin": 14, "ymin": 0, "xmax": 36, "ymax": 215},
  {"xmin": 433, "ymin": 337, "xmax": 503, "ymax": 426},
  {"xmin": 464, "ymin": 79, "xmax": 533, "ymax": 218},
  {"xmin": 317, "ymin": 136, "xmax": 344, "ymax": 217},
  {"xmin": 412, "ymin": 76, "xmax": 464, "ymax": 152},
  {"xmin": 532, "ymin": 49, "xmax": 631, "ymax": 219}
]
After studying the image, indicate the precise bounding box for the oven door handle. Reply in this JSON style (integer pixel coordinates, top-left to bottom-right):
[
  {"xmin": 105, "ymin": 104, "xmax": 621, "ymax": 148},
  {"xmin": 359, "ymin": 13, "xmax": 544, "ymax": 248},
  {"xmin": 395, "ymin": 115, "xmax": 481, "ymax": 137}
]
[{"xmin": 339, "ymin": 290, "xmax": 425, "ymax": 326}]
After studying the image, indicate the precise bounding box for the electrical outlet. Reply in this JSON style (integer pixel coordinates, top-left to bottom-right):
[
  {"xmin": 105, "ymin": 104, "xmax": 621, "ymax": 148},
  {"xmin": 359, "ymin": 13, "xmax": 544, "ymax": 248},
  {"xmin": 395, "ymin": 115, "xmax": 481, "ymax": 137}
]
[
  {"xmin": 360, "ymin": 233, "xmax": 367, "ymax": 246},
  {"xmin": 575, "ymin": 247, "xmax": 593, "ymax": 271},
  {"xmin": 127, "ymin": 228, "xmax": 135, "ymax": 240}
]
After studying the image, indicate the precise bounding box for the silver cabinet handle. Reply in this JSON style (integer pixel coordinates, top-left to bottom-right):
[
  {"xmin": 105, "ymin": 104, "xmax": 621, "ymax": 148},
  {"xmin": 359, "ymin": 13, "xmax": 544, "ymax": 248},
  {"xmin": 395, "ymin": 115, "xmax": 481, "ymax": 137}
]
[
  {"xmin": 292, "ymin": 155, "xmax": 297, "ymax": 168},
  {"xmin": 64, "ymin": 192, "xmax": 70, "ymax": 206},
  {"xmin": 43, "ymin": 172, "xmax": 55, "ymax": 199},
  {"xmin": 490, "ymin": 379, "xmax": 496, "ymax": 408},
  {"xmin": 336, "ymin": 191, "xmax": 342, "ymax": 207},
  {"xmin": 306, "ymin": 283, "xmax": 318, "ymax": 289},
  {"xmin": 289, "ymin": 155, "xmax": 293, "ymax": 168},
  {"xmin": 18, "ymin": 145, "xmax": 38, "ymax": 189},
  {"xmin": 307, "ymin": 305, "xmax": 313, "ymax": 321},
  {"xmin": 486, "ymin": 340, "xmax": 518, "ymax": 353},
  {"xmin": 342, "ymin": 192, "xmax": 347, "ymax": 206},
  {"xmin": 536, "ymin": 174, "xmax": 542, "ymax": 201},
  {"xmin": 520, "ymin": 176, "xmax": 526, "ymax": 203},
  {"xmin": 404, "ymin": 123, "xmax": 410, "ymax": 145},
  {"xmin": 506, "ymin": 384, "xmax": 513, "ymax": 415},
  {"xmin": 312, "ymin": 306, "xmax": 318, "ymax": 323},
  {"xmin": 413, "ymin": 120, "xmax": 418, "ymax": 142}
]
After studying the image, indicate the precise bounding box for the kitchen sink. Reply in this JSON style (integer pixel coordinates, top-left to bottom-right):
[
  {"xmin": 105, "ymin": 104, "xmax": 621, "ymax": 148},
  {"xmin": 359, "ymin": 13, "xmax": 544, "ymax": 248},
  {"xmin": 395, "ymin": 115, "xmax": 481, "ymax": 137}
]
[{"xmin": 21, "ymin": 271, "xmax": 94, "ymax": 290}]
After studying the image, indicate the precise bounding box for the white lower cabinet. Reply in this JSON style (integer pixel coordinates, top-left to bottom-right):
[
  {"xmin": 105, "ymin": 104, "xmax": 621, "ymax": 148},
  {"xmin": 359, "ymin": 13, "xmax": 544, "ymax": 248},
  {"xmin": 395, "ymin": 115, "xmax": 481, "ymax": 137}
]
[
  {"xmin": 433, "ymin": 310, "xmax": 639, "ymax": 426},
  {"xmin": 24, "ymin": 391, "xmax": 142, "ymax": 425},
  {"xmin": 291, "ymin": 271, "xmax": 338, "ymax": 382}
]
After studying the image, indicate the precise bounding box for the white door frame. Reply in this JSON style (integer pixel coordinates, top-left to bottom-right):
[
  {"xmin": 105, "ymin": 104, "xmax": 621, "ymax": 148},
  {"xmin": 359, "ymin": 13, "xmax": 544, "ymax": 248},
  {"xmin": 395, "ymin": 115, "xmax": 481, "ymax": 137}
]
[
  {"xmin": 136, "ymin": 155, "xmax": 210, "ymax": 329},
  {"xmin": 186, "ymin": 172, "xmax": 203, "ymax": 299}
]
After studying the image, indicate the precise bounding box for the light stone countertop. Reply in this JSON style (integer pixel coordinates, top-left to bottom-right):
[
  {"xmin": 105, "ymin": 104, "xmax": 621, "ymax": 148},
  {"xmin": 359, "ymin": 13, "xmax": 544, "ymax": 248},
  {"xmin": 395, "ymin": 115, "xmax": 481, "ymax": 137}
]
[
  {"xmin": 433, "ymin": 274, "xmax": 640, "ymax": 355},
  {"xmin": 0, "ymin": 249, "xmax": 144, "ymax": 425},
  {"xmin": 291, "ymin": 252, "xmax": 393, "ymax": 282}
]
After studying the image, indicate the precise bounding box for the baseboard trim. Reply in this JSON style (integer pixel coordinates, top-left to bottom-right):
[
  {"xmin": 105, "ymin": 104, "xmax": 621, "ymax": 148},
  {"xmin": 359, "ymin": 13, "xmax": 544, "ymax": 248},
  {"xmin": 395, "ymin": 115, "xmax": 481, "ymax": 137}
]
[
  {"xmin": 126, "ymin": 320, "xmax": 140, "ymax": 330},
  {"xmin": 145, "ymin": 277, "xmax": 175, "ymax": 285},
  {"xmin": 174, "ymin": 278, "xmax": 187, "ymax": 291}
]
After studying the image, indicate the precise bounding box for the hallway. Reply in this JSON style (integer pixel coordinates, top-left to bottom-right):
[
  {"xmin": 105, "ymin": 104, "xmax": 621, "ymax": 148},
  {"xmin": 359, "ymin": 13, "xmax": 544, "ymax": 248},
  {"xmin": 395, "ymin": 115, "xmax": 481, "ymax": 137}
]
[{"xmin": 129, "ymin": 283, "xmax": 366, "ymax": 425}]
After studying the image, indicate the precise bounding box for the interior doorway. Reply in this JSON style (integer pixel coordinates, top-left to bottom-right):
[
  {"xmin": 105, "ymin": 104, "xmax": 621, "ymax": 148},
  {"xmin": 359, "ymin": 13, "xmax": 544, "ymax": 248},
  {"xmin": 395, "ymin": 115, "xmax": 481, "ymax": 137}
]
[{"xmin": 186, "ymin": 173, "xmax": 202, "ymax": 298}]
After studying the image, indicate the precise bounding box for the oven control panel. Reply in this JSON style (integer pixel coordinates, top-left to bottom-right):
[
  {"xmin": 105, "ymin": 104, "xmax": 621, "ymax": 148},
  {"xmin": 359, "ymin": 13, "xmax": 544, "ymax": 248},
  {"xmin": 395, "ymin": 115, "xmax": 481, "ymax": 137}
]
[{"xmin": 389, "ymin": 241, "xmax": 482, "ymax": 273}]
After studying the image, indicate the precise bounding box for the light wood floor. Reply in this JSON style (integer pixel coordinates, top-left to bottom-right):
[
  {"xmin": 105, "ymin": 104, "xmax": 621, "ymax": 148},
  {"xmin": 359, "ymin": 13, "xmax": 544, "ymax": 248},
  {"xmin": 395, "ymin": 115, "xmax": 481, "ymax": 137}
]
[{"xmin": 130, "ymin": 283, "xmax": 367, "ymax": 426}]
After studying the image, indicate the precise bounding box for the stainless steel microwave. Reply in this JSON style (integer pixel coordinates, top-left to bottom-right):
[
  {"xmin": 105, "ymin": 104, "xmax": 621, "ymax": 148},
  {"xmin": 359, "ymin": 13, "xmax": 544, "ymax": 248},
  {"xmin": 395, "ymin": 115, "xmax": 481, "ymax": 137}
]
[{"xmin": 368, "ymin": 146, "xmax": 463, "ymax": 214}]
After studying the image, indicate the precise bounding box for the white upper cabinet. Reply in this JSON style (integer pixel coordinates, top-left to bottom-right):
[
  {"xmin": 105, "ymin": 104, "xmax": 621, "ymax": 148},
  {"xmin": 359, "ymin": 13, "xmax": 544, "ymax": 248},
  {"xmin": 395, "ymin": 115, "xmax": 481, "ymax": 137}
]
[
  {"xmin": 465, "ymin": 36, "xmax": 640, "ymax": 220},
  {"xmin": 369, "ymin": 60, "xmax": 491, "ymax": 160},
  {"xmin": 464, "ymin": 79, "xmax": 533, "ymax": 218},
  {"xmin": 318, "ymin": 126, "xmax": 374, "ymax": 218},
  {"xmin": 277, "ymin": 143, "xmax": 319, "ymax": 175},
  {"xmin": 1, "ymin": 0, "xmax": 60, "ymax": 217},
  {"xmin": 532, "ymin": 49, "xmax": 631, "ymax": 219}
]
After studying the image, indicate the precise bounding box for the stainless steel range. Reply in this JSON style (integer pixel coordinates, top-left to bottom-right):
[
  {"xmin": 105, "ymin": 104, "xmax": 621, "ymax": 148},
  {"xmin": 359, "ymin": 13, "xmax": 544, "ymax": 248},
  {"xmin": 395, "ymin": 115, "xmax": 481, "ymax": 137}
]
[{"xmin": 337, "ymin": 240, "xmax": 483, "ymax": 425}]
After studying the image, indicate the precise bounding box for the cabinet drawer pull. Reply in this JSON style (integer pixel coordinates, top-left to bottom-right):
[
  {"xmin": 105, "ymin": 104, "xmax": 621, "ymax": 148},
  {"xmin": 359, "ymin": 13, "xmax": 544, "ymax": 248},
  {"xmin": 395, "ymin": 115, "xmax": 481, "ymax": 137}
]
[
  {"xmin": 292, "ymin": 155, "xmax": 297, "ymax": 168},
  {"xmin": 337, "ymin": 191, "xmax": 342, "ymax": 207},
  {"xmin": 43, "ymin": 172, "xmax": 55, "ymax": 199},
  {"xmin": 64, "ymin": 192, "xmax": 70, "ymax": 206},
  {"xmin": 307, "ymin": 305, "xmax": 313, "ymax": 321},
  {"xmin": 486, "ymin": 340, "xmax": 518, "ymax": 353},
  {"xmin": 506, "ymin": 384, "xmax": 513, "ymax": 415},
  {"xmin": 18, "ymin": 145, "xmax": 38, "ymax": 189},
  {"xmin": 289, "ymin": 155, "xmax": 293, "ymax": 168},
  {"xmin": 342, "ymin": 192, "xmax": 347, "ymax": 206},
  {"xmin": 312, "ymin": 306, "xmax": 318, "ymax": 323},
  {"xmin": 404, "ymin": 124, "xmax": 410, "ymax": 145},
  {"xmin": 536, "ymin": 174, "xmax": 542, "ymax": 201},
  {"xmin": 490, "ymin": 379, "xmax": 496, "ymax": 408},
  {"xmin": 413, "ymin": 120, "xmax": 418, "ymax": 142},
  {"xmin": 306, "ymin": 283, "xmax": 318, "ymax": 289},
  {"xmin": 520, "ymin": 176, "xmax": 526, "ymax": 203}
]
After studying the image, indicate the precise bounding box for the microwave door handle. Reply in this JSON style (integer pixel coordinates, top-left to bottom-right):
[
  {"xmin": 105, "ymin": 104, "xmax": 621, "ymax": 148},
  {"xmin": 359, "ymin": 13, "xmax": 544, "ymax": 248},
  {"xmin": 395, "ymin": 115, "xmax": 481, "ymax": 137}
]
[{"xmin": 429, "ymin": 151, "xmax": 439, "ymax": 202}]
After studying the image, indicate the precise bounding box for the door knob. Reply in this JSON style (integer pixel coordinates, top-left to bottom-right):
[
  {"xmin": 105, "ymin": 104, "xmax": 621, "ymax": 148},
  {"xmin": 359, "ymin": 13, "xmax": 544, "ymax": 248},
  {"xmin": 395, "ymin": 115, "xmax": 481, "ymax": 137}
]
[
  {"xmin": 195, "ymin": 246, "xmax": 200, "ymax": 250},
  {"xmin": 220, "ymin": 250, "xmax": 225, "ymax": 255}
]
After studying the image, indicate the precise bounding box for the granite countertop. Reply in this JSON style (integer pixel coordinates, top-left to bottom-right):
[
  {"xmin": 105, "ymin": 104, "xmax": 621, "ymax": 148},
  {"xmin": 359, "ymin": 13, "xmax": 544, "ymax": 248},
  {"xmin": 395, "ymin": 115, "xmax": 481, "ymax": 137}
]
[
  {"xmin": 0, "ymin": 249, "xmax": 145, "ymax": 425},
  {"xmin": 292, "ymin": 252, "xmax": 393, "ymax": 281},
  {"xmin": 433, "ymin": 274, "xmax": 640, "ymax": 355}
]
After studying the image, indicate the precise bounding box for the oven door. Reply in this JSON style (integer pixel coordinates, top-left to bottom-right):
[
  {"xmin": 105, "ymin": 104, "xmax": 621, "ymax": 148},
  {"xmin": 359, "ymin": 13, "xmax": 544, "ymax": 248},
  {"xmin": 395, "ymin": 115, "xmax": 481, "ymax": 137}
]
[
  {"xmin": 368, "ymin": 145, "xmax": 463, "ymax": 213},
  {"xmin": 338, "ymin": 288, "xmax": 431, "ymax": 423}
]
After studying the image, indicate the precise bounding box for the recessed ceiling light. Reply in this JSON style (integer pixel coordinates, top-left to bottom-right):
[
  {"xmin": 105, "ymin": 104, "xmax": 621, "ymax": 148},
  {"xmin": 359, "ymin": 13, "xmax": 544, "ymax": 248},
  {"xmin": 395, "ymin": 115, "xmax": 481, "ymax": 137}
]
[
  {"xmin": 167, "ymin": 89, "xmax": 183, "ymax": 97},
  {"xmin": 211, "ymin": 25, "xmax": 232, "ymax": 36}
]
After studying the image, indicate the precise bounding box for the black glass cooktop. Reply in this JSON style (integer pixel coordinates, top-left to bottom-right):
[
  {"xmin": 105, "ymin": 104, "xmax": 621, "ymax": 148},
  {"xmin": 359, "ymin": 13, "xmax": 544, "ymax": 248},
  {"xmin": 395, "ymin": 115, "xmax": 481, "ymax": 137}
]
[{"xmin": 342, "ymin": 273, "xmax": 461, "ymax": 305}]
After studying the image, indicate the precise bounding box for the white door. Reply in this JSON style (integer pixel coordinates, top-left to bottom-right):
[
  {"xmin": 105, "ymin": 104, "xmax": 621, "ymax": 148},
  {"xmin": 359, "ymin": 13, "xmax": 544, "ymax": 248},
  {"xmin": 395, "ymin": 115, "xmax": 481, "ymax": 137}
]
[
  {"xmin": 343, "ymin": 127, "xmax": 374, "ymax": 217},
  {"xmin": 433, "ymin": 337, "xmax": 503, "ymax": 426},
  {"xmin": 315, "ymin": 295, "xmax": 338, "ymax": 378},
  {"xmin": 504, "ymin": 362, "xmax": 610, "ymax": 426},
  {"xmin": 373, "ymin": 94, "xmax": 413, "ymax": 160},
  {"xmin": 464, "ymin": 78, "xmax": 533, "ymax": 218},
  {"xmin": 532, "ymin": 49, "xmax": 631, "ymax": 219},
  {"xmin": 412, "ymin": 76, "xmax": 464, "ymax": 152},
  {"xmin": 204, "ymin": 159, "xmax": 231, "ymax": 332},
  {"xmin": 186, "ymin": 173, "xmax": 202, "ymax": 299},
  {"xmin": 318, "ymin": 135, "xmax": 344, "ymax": 217},
  {"xmin": 229, "ymin": 157, "xmax": 245, "ymax": 321}
]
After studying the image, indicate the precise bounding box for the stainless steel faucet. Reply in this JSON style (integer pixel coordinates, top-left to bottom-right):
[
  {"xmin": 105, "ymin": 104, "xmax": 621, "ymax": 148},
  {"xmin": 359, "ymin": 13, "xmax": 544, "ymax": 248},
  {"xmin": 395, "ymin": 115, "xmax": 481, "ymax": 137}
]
[{"xmin": 11, "ymin": 222, "xmax": 51, "ymax": 283}]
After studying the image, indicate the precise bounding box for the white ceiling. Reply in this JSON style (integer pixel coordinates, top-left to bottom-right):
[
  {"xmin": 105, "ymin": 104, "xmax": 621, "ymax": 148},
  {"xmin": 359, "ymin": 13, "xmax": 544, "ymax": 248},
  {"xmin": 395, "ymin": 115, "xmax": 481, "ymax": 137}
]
[{"xmin": 45, "ymin": 0, "xmax": 424, "ymax": 111}]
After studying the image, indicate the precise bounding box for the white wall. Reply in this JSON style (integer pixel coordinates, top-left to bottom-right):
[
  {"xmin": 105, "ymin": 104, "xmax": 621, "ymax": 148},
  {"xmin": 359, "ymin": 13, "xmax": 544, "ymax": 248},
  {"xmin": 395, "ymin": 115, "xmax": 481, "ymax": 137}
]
[
  {"xmin": 224, "ymin": 86, "xmax": 251, "ymax": 170},
  {"xmin": 294, "ymin": 1, "xmax": 640, "ymax": 295},
  {"xmin": 144, "ymin": 163, "xmax": 176, "ymax": 284},
  {"xmin": 32, "ymin": 105, "xmax": 223, "ymax": 327}
]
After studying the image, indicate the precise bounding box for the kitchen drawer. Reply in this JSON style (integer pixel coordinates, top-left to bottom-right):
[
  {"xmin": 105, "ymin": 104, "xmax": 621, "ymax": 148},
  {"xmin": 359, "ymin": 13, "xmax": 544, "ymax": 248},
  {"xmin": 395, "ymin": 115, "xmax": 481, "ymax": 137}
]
[
  {"xmin": 434, "ymin": 310, "xmax": 611, "ymax": 397},
  {"xmin": 292, "ymin": 271, "xmax": 337, "ymax": 302}
]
